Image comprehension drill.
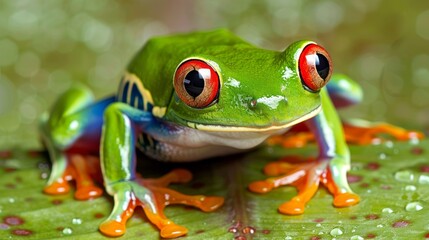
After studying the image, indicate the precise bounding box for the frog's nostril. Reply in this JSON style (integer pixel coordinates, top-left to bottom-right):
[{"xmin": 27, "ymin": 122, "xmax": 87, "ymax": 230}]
[{"xmin": 249, "ymin": 99, "xmax": 257, "ymax": 108}]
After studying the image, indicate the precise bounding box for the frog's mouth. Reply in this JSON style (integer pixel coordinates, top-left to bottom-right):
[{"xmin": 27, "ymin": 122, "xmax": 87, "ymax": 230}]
[{"xmin": 185, "ymin": 105, "xmax": 321, "ymax": 133}]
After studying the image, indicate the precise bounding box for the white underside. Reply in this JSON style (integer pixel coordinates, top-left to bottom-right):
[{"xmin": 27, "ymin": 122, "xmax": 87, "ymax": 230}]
[{"xmin": 148, "ymin": 106, "xmax": 321, "ymax": 162}]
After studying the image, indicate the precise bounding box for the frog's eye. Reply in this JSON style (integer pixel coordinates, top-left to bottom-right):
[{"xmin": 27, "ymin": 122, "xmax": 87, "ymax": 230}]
[
  {"xmin": 298, "ymin": 43, "xmax": 333, "ymax": 92},
  {"xmin": 174, "ymin": 59, "xmax": 220, "ymax": 108}
]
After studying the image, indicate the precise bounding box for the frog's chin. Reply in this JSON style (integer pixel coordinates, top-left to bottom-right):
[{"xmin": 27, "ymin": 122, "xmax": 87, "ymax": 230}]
[{"xmin": 186, "ymin": 105, "xmax": 321, "ymax": 133}]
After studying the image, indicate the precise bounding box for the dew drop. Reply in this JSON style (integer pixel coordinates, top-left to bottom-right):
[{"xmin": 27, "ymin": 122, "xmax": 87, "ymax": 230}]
[
  {"xmin": 377, "ymin": 224, "xmax": 384, "ymax": 228},
  {"xmin": 316, "ymin": 223, "xmax": 322, "ymax": 227},
  {"xmin": 405, "ymin": 185, "xmax": 417, "ymax": 191},
  {"xmin": 405, "ymin": 202, "xmax": 423, "ymax": 212},
  {"xmin": 8, "ymin": 198, "xmax": 15, "ymax": 203},
  {"xmin": 394, "ymin": 170, "xmax": 415, "ymax": 182},
  {"xmin": 330, "ymin": 227, "xmax": 344, "ymax": 237},
  {"xmin": 409, "ymin": 137, "xmax": 420, "ymax": 145},
  {"xmin": 40, "ymin": 172, "xmax": 49, "ymax": 179},
  {"xmin": 382, "ymin": 208, "xmax": 394, "ymax": 214},
  {"xmin": 285, "ymin": 236, "xmax": 292, "ymax": 240},
  {"xmin": 379, "ymin": 153, "xmax": 387, "ymax": 159},
  {"xmin": 62, "ymin": 227, "xmax": 73, "ymax": 235},
  {"xmin": 419, "ymin": 175, "xmax": 429, "ymax": 184},
  {"xmin": 72, "ymin": 218, "xmax": 82, "ymax": 225},
  {"xmin": 384, "ymin": 141, "xmax": 394, "ymax": 148},
  {"xmin": 350, "ymin": 235, "xmax": 364, "ymax": 240},
  {"xmin": 242, "ymin": 226, "xmax": 255, "ymax": 234}
]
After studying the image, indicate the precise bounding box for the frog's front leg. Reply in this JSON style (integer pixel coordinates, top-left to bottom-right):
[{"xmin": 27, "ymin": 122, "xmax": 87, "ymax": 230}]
[
  {"xmin": 249, "ymin": 89, "xmax": 360, "ymax": 214},
  {"xmin": 98, "ymin": 103, "xmax": 224, "ymax": 238}
]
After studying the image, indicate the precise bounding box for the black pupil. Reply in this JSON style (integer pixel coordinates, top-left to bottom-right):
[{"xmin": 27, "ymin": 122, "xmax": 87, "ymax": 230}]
[
  {"xmin": 315, "ymin": 53, "xmax": 329, "ymax": 80},
  {"xmin": 184, "ymin": 70, "xmax": 205, "ymax": 98}
]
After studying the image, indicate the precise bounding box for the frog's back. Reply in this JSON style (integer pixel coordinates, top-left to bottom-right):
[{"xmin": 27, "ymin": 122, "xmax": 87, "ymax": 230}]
[{"xmin": 124, "ymin": 29, "xmax": 251, "ymax": 110}]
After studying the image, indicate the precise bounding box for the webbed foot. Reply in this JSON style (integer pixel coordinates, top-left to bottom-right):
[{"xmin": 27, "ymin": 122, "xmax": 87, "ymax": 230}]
[
  {"xmin": 268, "ymin": 120, "xmax": 424, "ymax": 148},
  {"xmin": 342, "ymin": 120, "xmax": 424, "ymax": 145},
  {"xmin": 248, "ymin": 156, "xmax": 359, "ymax": 215},
  {"xmin": 99, "ymin": 169, "xmax": 224, "ymax": 238},
  {"xmin": 44, "ymin": 154, "xmax": 103, "ymax": 200}
]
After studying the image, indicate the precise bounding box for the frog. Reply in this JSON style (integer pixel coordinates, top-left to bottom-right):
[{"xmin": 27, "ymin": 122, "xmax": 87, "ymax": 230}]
[{"xmin": 40, "ymin": 29, "xmax": 396, "ymax": 238}]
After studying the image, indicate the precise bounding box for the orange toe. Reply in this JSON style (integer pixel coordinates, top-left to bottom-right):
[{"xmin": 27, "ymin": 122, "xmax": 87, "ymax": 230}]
[
  {"xmin": 99, "ymin": 220, "xmax": 126, "ymax": 237},
  {"xmin": 248, "ymin": 180, "xmax": 274, "ymax": 193},
  {"xmin": 333, "ymin": 192, "xmax": 360, "ymax": 207},
  {"xmin": 263, "ymin": 162, "xmax": 283, "ymax": 176},
  {"xmin": 399, "ymin": 131, "xmax": 424, "ymax": 141},
  {"xmin": 172, "ymin": 169, "xmax": 193, "ymax": 183},
  {"xmin": 278, "ymin": 200, "xmax": 305, "ymax": 215},
  {"xmin": 199, "ymin": 196, "xmax": 225, "ymax": 212},
  {"xmin": 74, "ymin": 185, "xmax": 104, "ymax": 200},
  {"xmin": 43, "ymin": 180, "xmax": 70, "ymax": 195},
  {"xmin": 160, "ymin": 224, "xmax": 188, "ymax": 239}
]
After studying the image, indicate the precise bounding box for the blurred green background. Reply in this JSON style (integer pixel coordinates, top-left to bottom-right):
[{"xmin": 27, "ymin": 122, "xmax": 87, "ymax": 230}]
[{"xmin": 1, "ymin": 0, "xmax": 428, "ymax": 148}]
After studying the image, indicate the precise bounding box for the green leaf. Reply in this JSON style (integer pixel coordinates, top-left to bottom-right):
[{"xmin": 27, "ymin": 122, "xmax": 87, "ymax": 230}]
[{"xmin": 1, "ymin": 140, "xmax": 429, "ymax": 239}]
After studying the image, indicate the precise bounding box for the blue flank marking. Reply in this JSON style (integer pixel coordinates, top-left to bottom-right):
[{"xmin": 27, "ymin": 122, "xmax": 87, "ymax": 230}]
[{"xmin": 119, "ymin": 77, "xmax": 158, "ymax": 151}]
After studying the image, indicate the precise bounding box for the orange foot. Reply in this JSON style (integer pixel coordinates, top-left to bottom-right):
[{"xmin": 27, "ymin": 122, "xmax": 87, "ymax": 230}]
[
  {"xmin": 248, "ymin": 156, "xmax": 359, "ymax": 215},
  {"xmin": 99, "ymin": 169, "xmax": 224, "ymax": 239},
  {"xmin": 268, "ymin": 121, "xmax": 424, "ymax": 148},
  {"xmin": 343, "ymin": 121, "xmax": 424, "ymax": 145},
  {"xmin": 43, "ymin": 154, "xmax": 103, "ymax": 200}
]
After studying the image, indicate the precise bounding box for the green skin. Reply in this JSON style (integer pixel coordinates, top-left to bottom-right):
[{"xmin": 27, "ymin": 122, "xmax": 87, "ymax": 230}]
[{"xmin": 40, "ymin": 29, "xmax": 361, "ymax": 238}]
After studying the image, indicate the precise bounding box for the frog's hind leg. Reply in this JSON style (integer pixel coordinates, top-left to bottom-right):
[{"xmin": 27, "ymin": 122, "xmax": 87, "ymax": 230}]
[
  {"xmin": 40, "ymin": 86, "xmax": 114, "ymax": 200},
  {"xmin": 69, "ymin": 154, "xmax": 103, "ymax": 200},
  {"xmin": 342, "ymin": 119, "xmax": 424, "ymax": 145},
  {"xmin": 328, "ymin": 74, "xmax": 424, "ymax": 143}
]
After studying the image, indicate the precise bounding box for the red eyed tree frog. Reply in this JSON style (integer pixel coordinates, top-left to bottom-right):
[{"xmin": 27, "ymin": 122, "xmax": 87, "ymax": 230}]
[{"xmin": 40, "ymin": 29, "xmax": 365, "ymax": 238}]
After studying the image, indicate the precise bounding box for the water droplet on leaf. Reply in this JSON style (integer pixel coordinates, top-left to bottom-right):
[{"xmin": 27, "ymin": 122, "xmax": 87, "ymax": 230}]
[
  {"xmin": 419, "ymin": 175, "xmax": 429, "ymax": 184},
  {"xmin": 72, "ymin": 218, "xmax": 82, "ymax": 225},
  {"xmin": 405, "ymin": 202, "xmax": 423, "ymax": 212},
  {"xmin": 330, "ymin": 227, "xmax": 344, "ymax": 237},
  {"xmin": 382, "ymin": 208, "xmax": 394, "ymax": 214},
  {"xmin": 62, "ymin": 227, "xmax": 72, "ymax": 235},
  {"xmin": 394, "ymin": 170, "xmax": 415, "ymax": 182}
]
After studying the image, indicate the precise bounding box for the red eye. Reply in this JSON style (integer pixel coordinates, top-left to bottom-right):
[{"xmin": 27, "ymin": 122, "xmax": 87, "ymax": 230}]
[
  {"xmin": 298, "ymin": 43, "xmax": 333, "ymax": 92},
  {"xmin": 174, "ymin": 59, "xmax": 220, "ymax": 108}
]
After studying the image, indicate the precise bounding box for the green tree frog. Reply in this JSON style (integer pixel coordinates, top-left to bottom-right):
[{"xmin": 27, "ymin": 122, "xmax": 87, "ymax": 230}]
[{"xmin": 40, "ymin": 29, "xmax": 365, "ymax": 238}]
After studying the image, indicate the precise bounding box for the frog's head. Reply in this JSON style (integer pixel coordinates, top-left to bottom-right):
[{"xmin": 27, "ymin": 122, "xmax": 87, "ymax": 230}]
[{"xmin": 166, "ymin": 41, "xmax": 333, "ymax": 132}]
